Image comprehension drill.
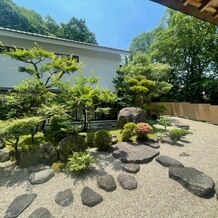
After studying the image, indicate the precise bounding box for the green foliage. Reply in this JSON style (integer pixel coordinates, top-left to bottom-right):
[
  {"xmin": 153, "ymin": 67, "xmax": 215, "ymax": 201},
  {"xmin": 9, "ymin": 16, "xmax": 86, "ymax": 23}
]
[
  {"xmin": 86, "ymin": 132, "xmax": 95, "ymax": 148},
  {"xmin": 122, "ymin": 122, "xmax": 137, "ymax": 142},
  {"xmin": 135, "ymin": 122, "xmax": 153, "ymax": 142},
  {"xmin": 169, "ymin": 128, "xmax": 189, "ymax": 143},
  {"xmin": 94, "ymin": 130, "xmax": 112, "ymax": 151},
  {"xmin": 0, "ymin": 0, "xmax": 97, "ymax": 44},
  {"xmin": 0, "ymin": 116, "xmax": 42, "ymax": 162},
  {"xmin": 123, "ymin": 122, "xmax": 137, "ymax": 131},
  {"xmin": 66, "ymin": 152, "xmax": 95, "ymax": 172},
  {"xmin": 159, "ymin": 117, "xmax": 171, "ymax": 131},
  {"xmin": 51, "ymin": 161, "xmax": 65, "ymax": 173},
  {"xmin": 0, "ymin": 95, "xmax": 8, "ymax": 120}
]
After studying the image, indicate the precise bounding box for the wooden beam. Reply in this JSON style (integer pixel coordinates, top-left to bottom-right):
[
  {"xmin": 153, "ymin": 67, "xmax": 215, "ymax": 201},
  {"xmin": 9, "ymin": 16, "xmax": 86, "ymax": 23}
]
[
  {"xmin": 183, "ymin": 0, "xmax": 192, "ymax": 6},
  {"xmin": 213, "ymin": 10, "xmax": 218, "ymax": 19},
  {"xmin": 199, "ymin": 0, "xmax": 211, "ymax": 12}
]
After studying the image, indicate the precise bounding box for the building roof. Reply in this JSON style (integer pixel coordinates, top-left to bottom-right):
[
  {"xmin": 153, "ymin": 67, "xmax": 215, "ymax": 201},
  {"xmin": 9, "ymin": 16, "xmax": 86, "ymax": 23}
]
[
  {"xmin": 150, "ymin": 0, "xmax": 218, "ymax": 25},
  {"xmin": 0, "ymin": 27, "xmax": 129, "ymax": 55}
]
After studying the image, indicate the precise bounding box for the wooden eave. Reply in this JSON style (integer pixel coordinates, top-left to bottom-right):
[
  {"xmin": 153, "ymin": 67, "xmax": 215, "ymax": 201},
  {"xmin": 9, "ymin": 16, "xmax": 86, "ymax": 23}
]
[{"xmin": 150, "ymin": 0, "xmax": 218, "ymax": 25}]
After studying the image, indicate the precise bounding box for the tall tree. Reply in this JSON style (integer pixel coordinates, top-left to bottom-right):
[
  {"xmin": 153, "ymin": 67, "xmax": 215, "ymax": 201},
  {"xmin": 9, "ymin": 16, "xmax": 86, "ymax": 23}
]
[{"xmin": 61, "ymin": 17, "xmax": 97, "ymax": 44}]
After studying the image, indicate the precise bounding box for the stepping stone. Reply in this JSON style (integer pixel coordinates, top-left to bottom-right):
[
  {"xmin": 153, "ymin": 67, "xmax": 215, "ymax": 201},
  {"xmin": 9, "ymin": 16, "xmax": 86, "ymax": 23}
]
[
  {"xmin": 175, "ymin": 124, "xmax": 189, "ymax": 130},
  {"xmin": 0, "ymin": 149, "xmax": 10, "ymax": 162},
  {"xmin": 97, "ymin": 174, "xmax": 117, "ymax": 191},
  {"xmin": 81, "ymin": 187, "xmax": 103, "ymax": 207},
  {"xmin": 169, "ymin": 167, "xmax": 215, "ymax": 197},
  {"xmin": 28, "ymin": 164, "xmax": 50, "ymax": 173},
  {"xmin": 156, "ymin": 155, "xmax": 184, "ymax": 167},
  {"xmin": 145, "ymin": 142, "xmax": 160, "ymax": 149},
  {"xmin": 179, "ymin": 152, "xmax": 190, "ymax": 157},
  {"xmin": 28, "ymin": 207, "xmax": 54, "ymax": 218},
  {"xmin": 112, "ymin": 142, "xmax": 159, "ymax": 164},
  {"xmin": 29, "ymin": 169, "xmax": 55, "ymax": 184},
  {"xmin": 160, "ymin": 136, "xmax": 172, "ymax": 144},
  {"xmin": 118, "ymin": 173, "xmax": 138, "ymax": 190},
  {"xmin": 4, "ymin": 193, "xmax": 37, "ymax": 218},
  {"xmin": 55, "ymin": 189, "xmax": 73, "ymax": 207},
  {"xmin": 123, "ymin": 163, "xmax": 140, "ymax": 174}
]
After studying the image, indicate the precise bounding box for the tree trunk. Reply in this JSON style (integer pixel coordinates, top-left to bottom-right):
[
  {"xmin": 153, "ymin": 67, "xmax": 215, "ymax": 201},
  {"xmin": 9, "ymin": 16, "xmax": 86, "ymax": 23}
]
[
  {"xmin": 82, "ymin": 109, "xmax": 88, "ymax": 132},
  {"xmin": 14, "ymin": 137, "xmax": 20, "ymax": 164}
]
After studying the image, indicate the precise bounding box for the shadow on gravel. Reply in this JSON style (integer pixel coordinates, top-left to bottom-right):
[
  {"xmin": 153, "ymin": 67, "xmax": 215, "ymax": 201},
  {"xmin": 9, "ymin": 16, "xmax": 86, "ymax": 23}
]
[
  {"xmin": 0, "ymin": 163, "xmax": 29, "ymax": 187},
  {"xmin": 180, "ymin": 139, "xmax": 191, "ymax": 144},
  {"xmin": 200, "ymin": 189, "xmax": 216, "ymax": 199}
]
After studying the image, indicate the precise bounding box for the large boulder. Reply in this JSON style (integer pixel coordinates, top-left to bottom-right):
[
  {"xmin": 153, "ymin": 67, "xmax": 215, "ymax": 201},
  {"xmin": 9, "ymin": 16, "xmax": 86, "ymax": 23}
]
[
  {"xmin": 4, "ymin": 193, "xmax": 37, "ymax": 218},
  {"xmin": 117, "ymin": 107, "xmax": 146, "ymax": 128},
  {"xmin": 169, "ymin": 167, "xmax": 215, "ymax": 197},
  {"xmin": 112, "ymin": 142, "xmax": 159, "ymax": 164},
  {"xmin": 39, "ymin": 143, "xmax": 57, "ymax": 165},
  {"xmin": 59, "ymin": 135, "xmax": 86, "ymax": 161}
]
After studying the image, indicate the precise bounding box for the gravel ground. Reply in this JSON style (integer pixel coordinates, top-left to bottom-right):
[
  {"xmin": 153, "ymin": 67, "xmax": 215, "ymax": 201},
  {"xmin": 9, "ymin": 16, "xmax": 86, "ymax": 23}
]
[{"xmin": 0, "ymin": 117, "xmax": 218, "ymax": 218}]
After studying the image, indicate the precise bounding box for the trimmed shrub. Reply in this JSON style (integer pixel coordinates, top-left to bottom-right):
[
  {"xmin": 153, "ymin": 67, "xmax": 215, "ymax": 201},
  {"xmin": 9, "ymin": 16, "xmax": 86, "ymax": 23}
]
[
  {"xmin": 136, "ymin": 122, "xmax": 153, "ymax": 142},
  {"xmin": 94, "ymin": 130, "xmax": 112, "ymax": 151},
  {"xmin": 159, "ymin": 117, "xmax": 171, "ymax": 130},
  {"xmin": 170, "ymin": 128, "xmax": 189, "ymax": 143},
  {"xmin": 122, "ymin": 122, "xmax": 136, "ymax": 142},
  {"xmin": 66, "ymin": 152, "xmax": 95, "ymax": 172},
  {"xmin": 86, "ymin": 131, "xmax": 95, "ymax": 148}
]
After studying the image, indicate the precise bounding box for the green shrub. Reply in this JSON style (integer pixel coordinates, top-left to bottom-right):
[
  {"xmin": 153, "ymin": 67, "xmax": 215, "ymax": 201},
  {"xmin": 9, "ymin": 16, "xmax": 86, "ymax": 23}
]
[
  {"xmin": 170, "ymin": 128, "xmax": 189, "ymax": 143},
  {"xmin": 86, "ymin": 131, "xmax": 95, "ymax": 147},
  {"xmin": 94, "ymin": 130, "xmax": 112, "ymax": 151},
  {"xmin": 159, "ymin": 117, "xmax": 171, "ymax": 130},
  {"xmin": 136, "ymin": 122, "xmax": 153, "ymax": 142},
  {"xmin": 122, "ymin": 122, "xmax": 136, "ymax": 142},
  {"xmin": 51, "ymin": 161, "xmax": 65, "ymax": 173},
  {"xmin": 66, "ymin": 152, "xmax": 95, "ymax": 172}
]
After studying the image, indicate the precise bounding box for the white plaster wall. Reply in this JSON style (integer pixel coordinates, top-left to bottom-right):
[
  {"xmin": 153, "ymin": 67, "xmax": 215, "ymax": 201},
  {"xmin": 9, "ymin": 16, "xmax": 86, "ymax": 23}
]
[{"xmin": 0, "ymin": 36, "xmax": 121, "ymax": 90}]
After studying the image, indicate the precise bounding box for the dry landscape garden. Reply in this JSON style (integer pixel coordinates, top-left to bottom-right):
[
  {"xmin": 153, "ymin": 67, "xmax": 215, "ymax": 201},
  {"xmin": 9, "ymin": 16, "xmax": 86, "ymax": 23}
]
[{"xmin": 0, "ymin": 2, "xmax": 218, "ymax": 218}]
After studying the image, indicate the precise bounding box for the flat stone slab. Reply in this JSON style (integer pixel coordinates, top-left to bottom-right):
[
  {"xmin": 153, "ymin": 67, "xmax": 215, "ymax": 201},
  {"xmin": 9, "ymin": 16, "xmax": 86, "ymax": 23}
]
[
  {"xmin": 28, "ymin": 164, "xmax": 50, "ymax": 173},
  {"xmin": 97, "ymin": 174, "xmax": 117, "ymax": 191},
  {"xmin": 4, "ymin": 193, "xmax": 37, "ymax": 218},
  {"xmin": 81, "ymin": 187, "xmax": 103, "ymax": 207},
  {"xmin": 145, "ymin": 142, "xmax": 160, "ymax": 149},
  {"xmin": 175, "ymin": 124, "xmax": 189, "ymax": 130},
  {"xmin": 55, "ymin": 188, "xmax": 73, "ymax": 207},
  {"xmin": 29, "ymin": 169, "xmax": 55, "ymax": 184},
  {"xmin": 118, "ymin": 173, "xmax": 138, "ymax": 190},
  {"xmin": 156, "ymin": 155, "xmax": 184, "ymax": 167},
  {"xmin": 28, "ymin": 207, "xmax": 54, "ymax": 218},
  {"xmin": 123, "ymin": 163, "xmax": 140, "ymax": 174},
  {"xmin": 169, "ymin": 167, "xmax": 215, "ymax": 197},
  {"xmin": 112, "ymin": 142, "xmax": 159, "ymax": 164}
]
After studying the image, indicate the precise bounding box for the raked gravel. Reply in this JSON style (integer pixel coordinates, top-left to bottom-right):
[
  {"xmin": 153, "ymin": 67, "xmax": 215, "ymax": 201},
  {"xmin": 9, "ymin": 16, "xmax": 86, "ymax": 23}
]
[{"xmin": 0, "ymin": 116, "xmax": 218, "ymax": 218}]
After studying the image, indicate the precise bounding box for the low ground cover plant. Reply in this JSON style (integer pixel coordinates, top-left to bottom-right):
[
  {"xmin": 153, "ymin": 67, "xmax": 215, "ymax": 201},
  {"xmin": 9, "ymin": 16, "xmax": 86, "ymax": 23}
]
[
  {"xmin": 170, "ymin": 128, "xmax": 189, "ymax": 143},
  {"xmin": 66, "ymin": 151, "xmax": 95, "ymax": 172}
]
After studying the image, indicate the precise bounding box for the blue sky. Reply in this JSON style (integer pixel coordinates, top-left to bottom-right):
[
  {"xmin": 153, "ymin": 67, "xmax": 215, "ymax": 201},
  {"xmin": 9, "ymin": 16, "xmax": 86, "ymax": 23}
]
[{"xmin": 13, "ymin": 0, "xmax": 166, "ymax": 50}]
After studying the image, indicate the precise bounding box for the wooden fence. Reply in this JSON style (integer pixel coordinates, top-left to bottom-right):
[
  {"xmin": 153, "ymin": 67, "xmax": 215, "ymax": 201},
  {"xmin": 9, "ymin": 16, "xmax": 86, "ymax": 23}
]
[{"xmin": 151, "ymin": 102, "xmax": 218, "ymax": 125}]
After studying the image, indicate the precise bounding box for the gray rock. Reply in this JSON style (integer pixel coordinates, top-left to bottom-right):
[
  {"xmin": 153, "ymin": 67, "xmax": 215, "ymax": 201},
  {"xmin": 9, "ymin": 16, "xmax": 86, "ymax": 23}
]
[
  {"xmin": 4, "ymin": 193, "xmax": 37, "ymax": 218},
  {"xmin": 146, "ymin": 142, "xmax": 160, "ymax": 149},
  {"xmin": 55, "ymin": 189, "xmax": 73, "ymax": 207},
  {"xmin": 29, "ymin": 169, "xmax": 55, "ymax": 184},
  {"xmin": 28, "ymin": 207, "xmax": 54, "ymax": 218},
  {"xmin": 215, "ymin": 183, "xmax": 218, "ymax": 200},
  {"xmin": 179, "ymin": 152, "xmax": 190, "ymax": 157},
  {"xmin": 175, "ymin": 124, "xmax": 189, "ymax": 130},
  {"xmin": 117, "ymin": 107, "xmax": 146, "ymax": 128},
  {"xmin": 28, "ymin": 164, "xmax": 50, "ymax": 173},
  {"xmin": 112, "ymin": 142, "xmax": 159, "ymax": 164},
  {"xmin": 118, "ymin": 173, "xmax": 138, "ymax": 190},
  {"xmin": 97, "ymin": 174, "xmax": 117, "ymax": 191},
  {"xmin": 111, "ymin": 135, "xmax": 118, "ymax": 145},
  {"xmin": 39, "ymin": 143, "xmax": 57, "ymax": 165},
  {"xmin": 81, "ymin": 187, "xmax": 103, "ymax": 207},
  {"xmin": 160, "ymin": 136, "xmax": 172, "ymax": 144},
  {"xmin": 123, "ymin": 163, "xmax": 140, "ymax": 174},
  {"xmin": 169, "ymin": 167, "xmax": 215, "ymax": 197},
  {"xmin": 0, "ymin": 148, "xmax": 10, "ymax": 162},
  {"xmin": 156, "ymin": 155, "xmax": 184, "ymax": 167}
]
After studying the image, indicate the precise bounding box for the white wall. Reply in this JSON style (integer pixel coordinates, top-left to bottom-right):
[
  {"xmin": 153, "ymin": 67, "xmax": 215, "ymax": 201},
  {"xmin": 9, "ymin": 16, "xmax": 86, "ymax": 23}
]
[{"xmin": 0, "ymin": 35, "xmax": 121, "ymax": 90}]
